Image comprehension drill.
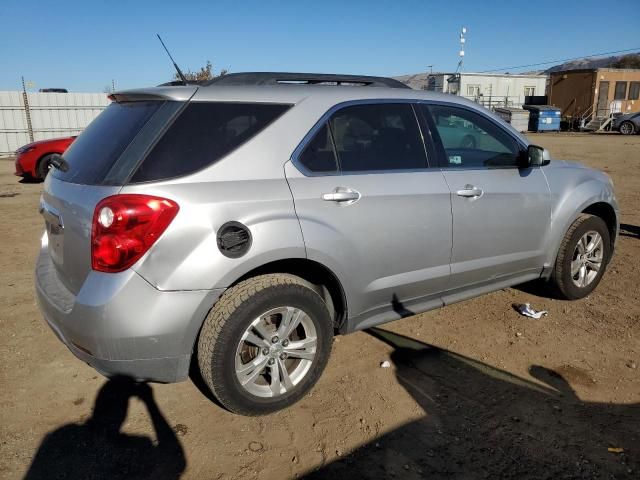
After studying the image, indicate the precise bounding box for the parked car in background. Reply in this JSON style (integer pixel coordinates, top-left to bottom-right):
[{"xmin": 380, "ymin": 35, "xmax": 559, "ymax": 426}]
[
  {"xmin": 35, "ymin": 72, "xmax": 618, "ymax": 416},
  {"xmin": 14, "ymin": 136, "xmax": 75, "ymax": 181},
  {"xmin": 612, "ymin": 111, "xmax": 640, "ymax": 135}
]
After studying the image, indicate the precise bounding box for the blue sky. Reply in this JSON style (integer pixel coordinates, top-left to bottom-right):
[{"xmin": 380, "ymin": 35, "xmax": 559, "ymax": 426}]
[{"xmin": 2, "ymin": 0, "xmax": 639, "ymax": 92}]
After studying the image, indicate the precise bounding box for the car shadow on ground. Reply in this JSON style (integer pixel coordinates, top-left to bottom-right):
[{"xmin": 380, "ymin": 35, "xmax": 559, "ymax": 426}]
[
  {"xmin": 304, "ymin": 328, "xmax": 639, "ymax": 479},
  {"xmin": 620, "ymin": 223, "xmax": 640, "ymax": 239},
  {"xmin": 24, "ymin": 376, "xmax": 186, "ymax": 480},
  {"xmin": 17, "ymin": 176, "xmax": 40, "ymax": 184},
  {"xmin": 512, "ymin": 278, "xmax": 561, "ymax": 299}
]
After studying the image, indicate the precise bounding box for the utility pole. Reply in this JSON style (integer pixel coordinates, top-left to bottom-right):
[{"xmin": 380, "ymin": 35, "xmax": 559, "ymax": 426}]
[
  {"xmin": 21, "ymin": 76, "xmax": 34, "ymax": 143},
  {"xmin": 111, "ymin": 79, "xmax": 115, "ymax": 92},
  {"xmin": 448, "ymin": 27, "xmax": 467, "ymax": 95}
]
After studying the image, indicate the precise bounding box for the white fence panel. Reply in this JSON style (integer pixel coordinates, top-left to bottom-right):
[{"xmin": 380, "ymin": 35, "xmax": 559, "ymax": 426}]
[
  {"xmin": 0, "ymin": 91, "xmax": 110, "ymax": 155},
  {"xmin": 0, "ymin": 91, "xmax": 29, "ymax": 155}
]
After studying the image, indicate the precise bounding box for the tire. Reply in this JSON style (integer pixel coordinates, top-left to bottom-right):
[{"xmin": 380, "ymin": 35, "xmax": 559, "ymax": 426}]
[
  {"xmin": 619, "ymin": 121, "xmax": 635, "ymax": 135},
  {"xmin": 36, "ymin": 154, "xmax": 56, "ymax": 181},
  {"xmin": 551, "ymin": 214, "xmax": 611, "ymax": 300},
  {"xmin": 197, "ymin": 274, "xmax": 333, "ymax": 415}
]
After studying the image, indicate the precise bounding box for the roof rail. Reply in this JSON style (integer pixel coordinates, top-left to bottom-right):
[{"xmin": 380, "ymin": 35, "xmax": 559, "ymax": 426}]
[{"xmin": 203, "ymin": 72, "xmax": 410, "ymax": 89}]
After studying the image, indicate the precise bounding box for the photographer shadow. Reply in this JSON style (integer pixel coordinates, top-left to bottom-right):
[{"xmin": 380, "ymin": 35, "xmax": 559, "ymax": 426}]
[{"xmin": 25, "ymin": 376, "xmax": 186, "ymax": 480}]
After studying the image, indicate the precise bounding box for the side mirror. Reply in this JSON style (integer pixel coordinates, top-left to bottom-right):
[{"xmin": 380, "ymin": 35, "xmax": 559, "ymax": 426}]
[{"xmin": 523, "ymin": 144, "xmax": 550, "ymax": 168}]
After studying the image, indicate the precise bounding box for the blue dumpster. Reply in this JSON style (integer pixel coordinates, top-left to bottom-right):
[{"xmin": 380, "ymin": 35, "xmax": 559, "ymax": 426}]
[{"xmin": 522, "ymin": 105, "xmax": 561, "ymax": 132}]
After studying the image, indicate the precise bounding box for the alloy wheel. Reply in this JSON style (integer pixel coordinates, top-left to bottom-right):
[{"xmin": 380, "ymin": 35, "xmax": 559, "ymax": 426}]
[
  {"xmin": 570, "ymin": 230, "xmax": 604, "ymax": 288},
  {"xmin": 620, "ymin": 122, "xmax": 634, "ymax": 135},
  {"xmin": 234, "ymin": 306, "xmax": 317, "ymax": 398}
]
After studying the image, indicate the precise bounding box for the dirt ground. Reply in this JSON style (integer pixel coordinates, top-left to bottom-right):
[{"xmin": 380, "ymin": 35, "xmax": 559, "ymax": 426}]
[{"xmin": 1, "ymin": 133, "xmax": 639, "ymax": 479}]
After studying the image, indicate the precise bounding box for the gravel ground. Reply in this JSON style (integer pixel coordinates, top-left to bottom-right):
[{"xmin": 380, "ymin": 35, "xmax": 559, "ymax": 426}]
[{"xmin": 0, "ymin": 132, "xmax": 638, "ymax": 479}]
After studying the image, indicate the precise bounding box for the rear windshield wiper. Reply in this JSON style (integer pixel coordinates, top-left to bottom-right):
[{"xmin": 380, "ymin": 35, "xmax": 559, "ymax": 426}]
[{"xmin": 50, "ymin": 154, "xmax": 70, "ymax": 172}]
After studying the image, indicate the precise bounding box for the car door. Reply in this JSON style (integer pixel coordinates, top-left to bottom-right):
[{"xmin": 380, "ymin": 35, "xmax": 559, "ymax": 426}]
[
  {"xmin": 419, "ymin": 103, "xmax": 551, "ymax": 300},
  {"xmin": 285, "ymin": 102, "xmax": 452, "ymax": 329}
]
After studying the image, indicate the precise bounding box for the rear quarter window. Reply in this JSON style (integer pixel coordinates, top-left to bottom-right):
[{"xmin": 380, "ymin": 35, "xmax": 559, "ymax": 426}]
[
  {"xmin": 130, "ymin": 102, "xmax": 291, "ymax": 183},
  {"xmin": 297, "ymin": 123, "xmax": 339, "ymax": 174}
]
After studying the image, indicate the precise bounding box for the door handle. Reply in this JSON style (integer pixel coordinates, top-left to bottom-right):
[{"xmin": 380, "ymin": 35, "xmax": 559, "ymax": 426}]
[
  {"xmin": 456, "ymin": 185, "xmax": 483, "ymax": 198},
  {"xmin": 322, "ymin": 188, "xmax": 361, "ymax": 203}
]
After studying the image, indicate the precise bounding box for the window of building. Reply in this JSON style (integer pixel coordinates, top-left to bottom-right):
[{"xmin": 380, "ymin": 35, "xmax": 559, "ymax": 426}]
[
  {"xmin": 524, "ymin": 86, "xmax": 536, "ymax": 97},
  {"xmin": 614, "ymin": 81, "xmax": 628, "ymax": 100},
  {"xmin": 467, "ymin": 85, "xmax": 480, "ymax": 97},
  {"xmin": 328, "ymin": 103, "xmax": 428, "ymax": 172},
  {"xmin": 422, "ymin": 104, "xmax": 520, "ymax": 169},
  {"xmin": 629, "ymin": 82, "xmax": 640, "ymax": 100}
]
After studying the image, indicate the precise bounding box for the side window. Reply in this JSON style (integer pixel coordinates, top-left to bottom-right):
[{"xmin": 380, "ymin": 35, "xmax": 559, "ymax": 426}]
[
  {"xmin": 423, "ymin": 104, "xmax": 520, "ymax": 169},
  {"xmin": 328, "ymin": 104, "xmax": 427, "ymax": 172},
  {"xmin": 298, "ymin": 123, "xmax": 338, "ymax": 174}
]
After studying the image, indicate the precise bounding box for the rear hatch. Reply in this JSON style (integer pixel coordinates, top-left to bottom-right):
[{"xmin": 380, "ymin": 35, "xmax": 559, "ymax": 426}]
[{"xmin": 40, "ymin": 90, "xmax": 192, "ymax": 294}]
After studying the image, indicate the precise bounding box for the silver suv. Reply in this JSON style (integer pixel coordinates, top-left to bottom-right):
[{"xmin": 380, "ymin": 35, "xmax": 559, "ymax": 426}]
[{"xmin": 36, "ymin": 73, "xmax": 619, "ymax": 415}]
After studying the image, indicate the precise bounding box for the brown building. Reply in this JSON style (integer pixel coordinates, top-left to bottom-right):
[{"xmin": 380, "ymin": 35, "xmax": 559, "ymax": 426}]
[{"xmin": 548, "ymin": 68, "xmax": 640, "ymax": 128}]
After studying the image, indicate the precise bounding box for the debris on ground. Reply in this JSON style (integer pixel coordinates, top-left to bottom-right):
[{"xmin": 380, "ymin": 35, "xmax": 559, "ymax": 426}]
[
  {"xmin": 380, "ymin": 361, "xmax": 391, "ymax": 368},
  {"xmin": 514, "ymin": 303, "xmax": 548, "ymax": 319},
  {"xmin": 607, "ymin": 447, "xmax": 625, "ymax": 454},
  {"xmin": 248, "ymin": 441, "xmax": 263, "ymax": 452},
  {"xmin": 172, "ymin": 423, "xmax": 189, "ymax": 436}
]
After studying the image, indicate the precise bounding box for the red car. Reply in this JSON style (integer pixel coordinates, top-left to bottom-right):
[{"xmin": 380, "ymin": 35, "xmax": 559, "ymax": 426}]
[{"xmin": 14, "ymin": 136, "xmax": 75, "ymax": 181}]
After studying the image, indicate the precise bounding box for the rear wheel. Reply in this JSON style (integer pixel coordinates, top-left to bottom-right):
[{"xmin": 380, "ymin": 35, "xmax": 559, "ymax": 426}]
[
  {"xmin": 197, "ymin": 274, "xmax": 333, "ymax": 415},
  {"xmin": 36, "ymin": 154, "xmax": 56, "ymax": 180},
  {"xmin": 619, "ymin": 121, "xmax": 635, "ymax": 135},
  {"xmin": 551, "ymin": 214, "xmax": 610, "ymax": 300}
]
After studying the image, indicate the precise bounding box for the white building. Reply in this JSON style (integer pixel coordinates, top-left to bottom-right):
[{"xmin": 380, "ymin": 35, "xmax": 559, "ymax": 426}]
[{"xmin": 397, "ymin": 72, "xmax": 547, "ymax": 108}]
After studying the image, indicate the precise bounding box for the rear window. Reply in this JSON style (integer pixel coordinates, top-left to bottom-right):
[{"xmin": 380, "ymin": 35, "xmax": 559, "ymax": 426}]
[
  {"xmin": 130, "ymin": 102, "xmax": 291, "ymax": 182},
  {"xmin": 51, "ymin": 101, "xmax": 163, "ymax": 184}
]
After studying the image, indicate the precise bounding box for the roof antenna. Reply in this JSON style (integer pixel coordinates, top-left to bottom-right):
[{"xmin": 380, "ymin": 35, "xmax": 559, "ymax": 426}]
[{"xmin": 156, "ymin": 34, "xmax": 188, "ymax": 84}]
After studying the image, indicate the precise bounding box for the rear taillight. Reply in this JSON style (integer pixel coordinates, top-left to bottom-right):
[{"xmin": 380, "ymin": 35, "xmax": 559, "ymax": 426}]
[{"xmin": 91, "ymin": 194, "xmax": 179, "ymax": 273}]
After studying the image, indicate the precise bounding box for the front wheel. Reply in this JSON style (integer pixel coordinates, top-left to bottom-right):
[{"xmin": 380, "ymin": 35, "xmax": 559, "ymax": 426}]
[
  {"xmin": 619, "ymin": 121, "xmax": 635, "ymax": 135},
  {"xmin": 550, "ymin": 214, "xmax": 610, "ymax": 300},
  {"xmin": 197, "ymin": 274, "xmax": 333, "ymax": 415}
]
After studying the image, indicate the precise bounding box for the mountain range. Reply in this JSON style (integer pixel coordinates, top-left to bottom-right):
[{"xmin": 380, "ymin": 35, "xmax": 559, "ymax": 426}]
[{"xmin": 543, "ymin": 53, "xmax": 640, "ymax": 73}]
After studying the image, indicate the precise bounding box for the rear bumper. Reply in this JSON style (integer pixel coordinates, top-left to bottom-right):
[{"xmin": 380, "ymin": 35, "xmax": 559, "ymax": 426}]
[{"xmin": 35, "ymin": 244, "xmax": 224, "ymax": 382}]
